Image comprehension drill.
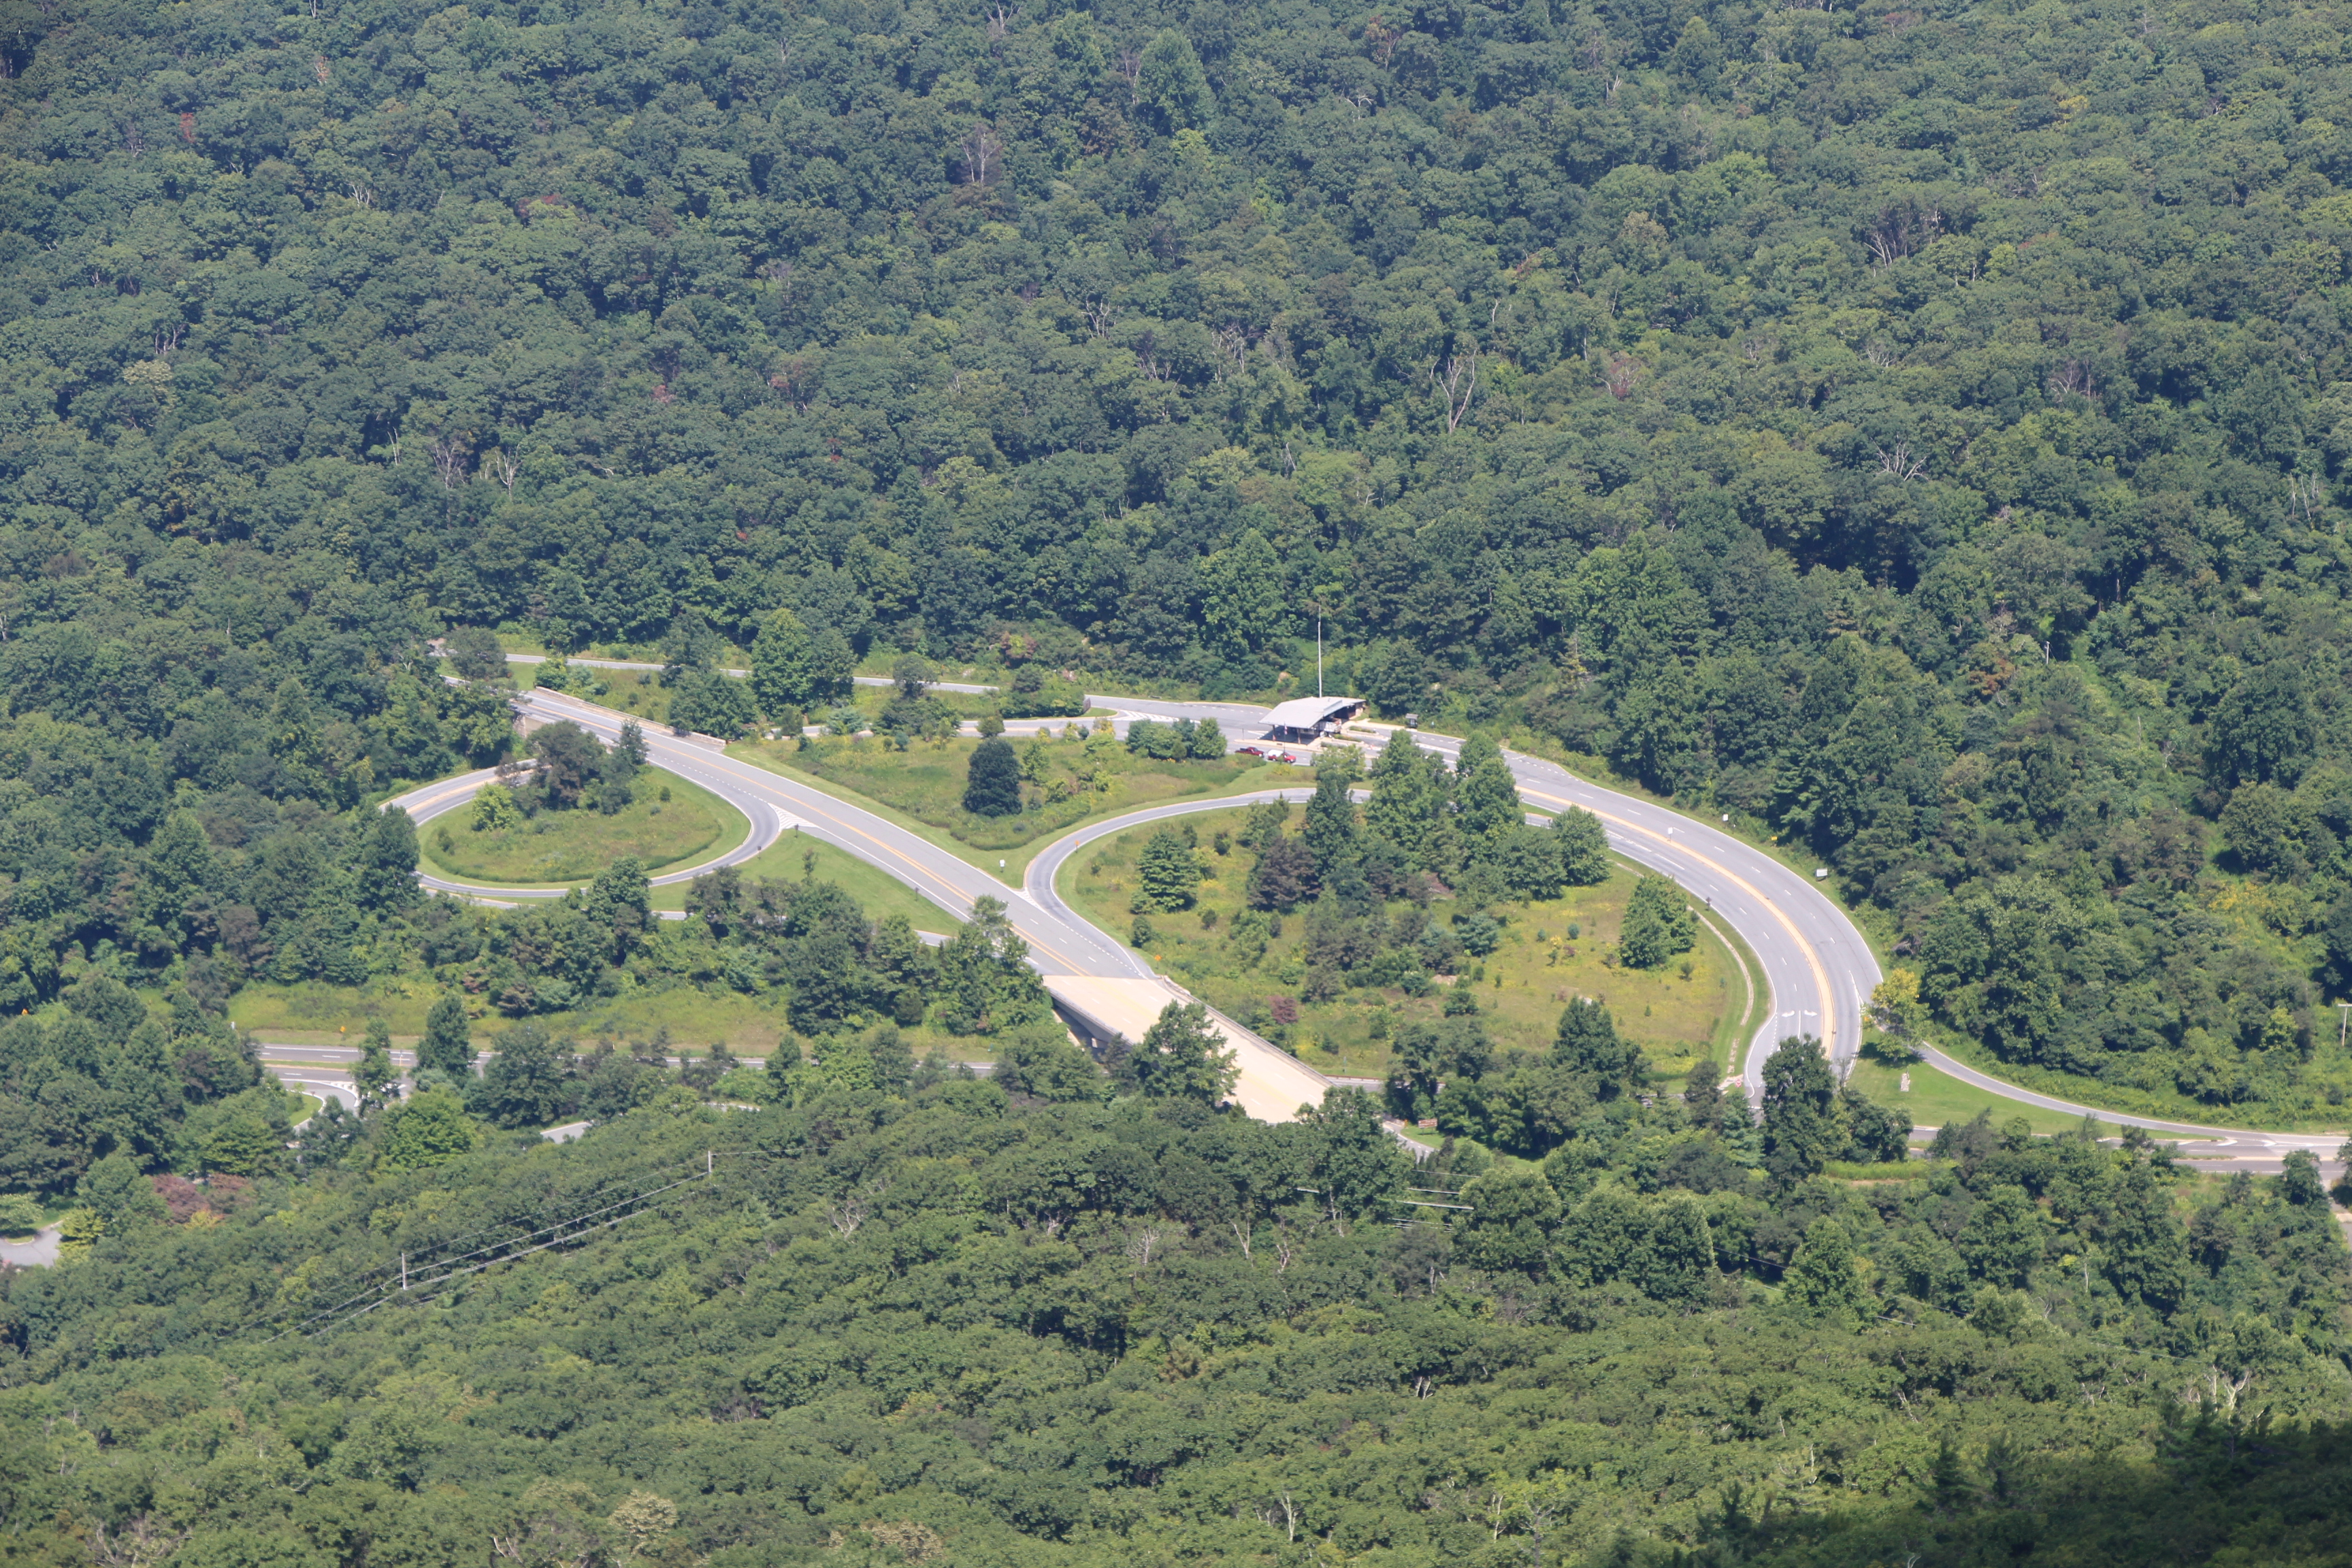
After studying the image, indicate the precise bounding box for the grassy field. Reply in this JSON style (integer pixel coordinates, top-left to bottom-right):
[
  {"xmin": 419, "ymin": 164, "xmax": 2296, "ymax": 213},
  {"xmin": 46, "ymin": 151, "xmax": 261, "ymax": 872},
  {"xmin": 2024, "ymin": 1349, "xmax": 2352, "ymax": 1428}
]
[
  {"xmin": 240, "ymin": 823, "xmax": 973, "ymax": 1058},
  {"xmin": 1844, "ymin": 1056, "xmax": 2122, "ymax": 1137},
  {"xmin": 738, "ymin": 731, "xmax": 1295, "ymax": 881},
  {"xmin": 581, "ymin": 667, "xmax": 674, "ymax": 727},
  {"xmin": 419, "ymin": 768, "xmax": 745, "ymax": 885},
  {"xmin": 649, "ymin": 832, "xmax": 964, "ymax": 938},
  {"xmin": 1062, "ymin": 803, "xmax": 1735, "ymax": 1083}
]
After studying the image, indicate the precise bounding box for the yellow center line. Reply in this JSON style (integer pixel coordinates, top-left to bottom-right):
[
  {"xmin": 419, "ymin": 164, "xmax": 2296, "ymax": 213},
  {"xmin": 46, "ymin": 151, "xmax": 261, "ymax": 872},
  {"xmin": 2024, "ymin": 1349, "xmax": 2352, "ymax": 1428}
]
[{"xmin": 1517, "ymin": 785, "xmax": 1837, "ymax": 1061}]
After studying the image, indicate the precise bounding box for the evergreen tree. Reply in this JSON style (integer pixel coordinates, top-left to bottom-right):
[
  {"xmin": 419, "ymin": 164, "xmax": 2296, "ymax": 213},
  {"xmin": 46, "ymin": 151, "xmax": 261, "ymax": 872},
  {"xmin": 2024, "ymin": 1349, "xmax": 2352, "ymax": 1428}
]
[
  {"xmin": 2319, "ymin": 892, "xmax": 2352, "ymax": 1003},
  {"xmin": 1246, "ymin": 836, "xmax": 1318, "ymax": 911},
  {"xmin": 1301, "ymin": 767, "xmax": 1359, "ymax": 877},
  {"xmin": 419, "ymin": 994, "xmax": 475, "ymax": 1080},
  {"xmin": 1452, "ymin": 734, "xmax": 1522, "ymax": 848},
  {"xmin": 1363, "ymin": 738, "xmax": 1435, "ymax": 845},
  {"xmin": 2102, "ymin": 1160, "xmax": 2188, "ymax": 1309},
  {"xmin": 1719, "ymin": 1084, "xmax": 1763, "ymax": 1165},
  {"xmin": 764, "ymin": 1036, "xmax": 804, "ymax": 1102},
  {"xmin": 1642, "ymin": 1192, "xmax": 1717, "ymax": 1303},
  {"xmin": 143, "ymin": 811, "xmax": 216, "ymax": 939},
  {"xmin": 1955, "ymin": 1183, "xmax": 2044, "ymax": 1286},
  {"xmin": 295, "ymin": 1098, "xmax": 361, "ymax": 1170},
  {"xmin": 2282, "ymin": 1147, "xmax": 2328, "ymax": 1208},
  {"xmin": 1238, "ymin": 799, "xmax": 1290, "ymax": 849},
  {"xmin": 76, "ymin": 1154, "xmax": 165, "ymax": 1230},
  {"xmin": 1684, "ymin": 1057, "xmax": 1724, "ymax": 1129},
  {"xmin": 527, "ymin": 722, "xmax": 606, "ymax": 810},
  {"xmin": 963, "ymin": 736, "xmax": 1022, "ymax": 817},
  {"xmin": 1132, "ymin": 828, "xmax": 1199, "ymax": 913},
  {"xmin": 2208, "ymin": 662, "xmax": 2317, "ymax": 787}
]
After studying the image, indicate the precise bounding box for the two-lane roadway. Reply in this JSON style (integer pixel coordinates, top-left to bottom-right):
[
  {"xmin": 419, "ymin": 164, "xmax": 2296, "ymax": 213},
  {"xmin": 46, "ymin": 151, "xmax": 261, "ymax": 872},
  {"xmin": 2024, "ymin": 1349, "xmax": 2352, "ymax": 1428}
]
[
  {"xmin": 399, "ymin": 673, "xmax": 2348, "ymax": 1156},
  {"xmin": 391, "ymin": 682, "xmax": 1873, "ymax": 1119}
]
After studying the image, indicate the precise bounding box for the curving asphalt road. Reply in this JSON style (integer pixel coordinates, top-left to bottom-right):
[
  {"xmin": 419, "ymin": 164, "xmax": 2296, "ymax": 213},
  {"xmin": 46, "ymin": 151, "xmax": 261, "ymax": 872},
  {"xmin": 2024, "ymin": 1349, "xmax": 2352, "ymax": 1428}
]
[
  {"xmin": 389, "ymin": 678, "xmax": 2349, "ymax": 1160},
  {"xmin": 1064, "ymin": 701, "xmax": 1874, "ymax": 1088},
  {"xmin": 402, "ymin": 681, "xmax": 1862, "ymax": 1102},
  {"xmin": 393, "ymin": 687, "xmax": 1141, "ymax": 978},
  {"xmin": 392, "ymin": 751, "xmax": 795, "ymax": 906}
]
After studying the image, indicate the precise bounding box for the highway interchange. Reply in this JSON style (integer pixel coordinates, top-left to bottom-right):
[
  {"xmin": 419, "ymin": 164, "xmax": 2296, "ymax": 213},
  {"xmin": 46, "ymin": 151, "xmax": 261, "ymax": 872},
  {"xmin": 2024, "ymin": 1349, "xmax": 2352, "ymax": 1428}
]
[{"xmin": 259, "ymin": 661, "xmax": 2347, "ymax": 1176}]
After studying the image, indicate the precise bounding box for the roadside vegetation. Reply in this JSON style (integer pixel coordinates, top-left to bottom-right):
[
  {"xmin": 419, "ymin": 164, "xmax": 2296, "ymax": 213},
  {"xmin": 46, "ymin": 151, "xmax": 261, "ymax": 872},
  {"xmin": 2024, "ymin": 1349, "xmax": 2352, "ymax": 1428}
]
[
  {"xmin": 1068, "ymin": 801, "xmax": 1742, "ymax": 1083},
  {"xmin": 421, "ymin": 766, "xmax": 742, "ymax": 885},
  {"xmin": 747, "ymin": 723, "xmax": 1286, "ymax": 861}
]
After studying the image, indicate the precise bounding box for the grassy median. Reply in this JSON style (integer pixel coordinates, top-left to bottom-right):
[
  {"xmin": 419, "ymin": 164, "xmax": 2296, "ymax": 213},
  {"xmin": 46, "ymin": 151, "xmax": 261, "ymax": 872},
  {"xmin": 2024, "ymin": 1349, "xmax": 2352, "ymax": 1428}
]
[
  {"xmin": 420, "ymin": 767, "xmax": 745, "ymax": 885},
  {"xmin": 1061, "ymin": 802, "xmax": 1736, "ymax": 1083}
]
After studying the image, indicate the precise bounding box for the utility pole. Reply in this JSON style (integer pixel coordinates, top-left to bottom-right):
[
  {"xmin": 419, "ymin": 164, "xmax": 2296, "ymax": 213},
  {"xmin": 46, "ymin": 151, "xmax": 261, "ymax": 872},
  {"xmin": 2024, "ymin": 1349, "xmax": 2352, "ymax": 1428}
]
[{"xmin": 2339, "ymin": 1001, "xmax": 2350, "ymax": 1055}]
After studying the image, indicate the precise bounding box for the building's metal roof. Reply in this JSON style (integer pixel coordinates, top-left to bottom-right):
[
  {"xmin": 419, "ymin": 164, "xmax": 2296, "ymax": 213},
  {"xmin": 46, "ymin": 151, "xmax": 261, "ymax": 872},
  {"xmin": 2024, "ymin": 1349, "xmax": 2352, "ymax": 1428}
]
[{"xmin": 1262, "ymin": 696, "xmax": 1364, "ymax": 730}]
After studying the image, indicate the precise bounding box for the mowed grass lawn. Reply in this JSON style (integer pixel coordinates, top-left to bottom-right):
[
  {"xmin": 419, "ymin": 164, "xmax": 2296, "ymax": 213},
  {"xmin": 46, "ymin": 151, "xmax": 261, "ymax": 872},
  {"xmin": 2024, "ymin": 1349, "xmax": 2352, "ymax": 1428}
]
[
  {"xmin": 1063, "ymin": 804, "xmax": 1735, "ymax": 1083},
  {"xmin": 745, "ymin": 730, "xmax": 1290, "ymax": 867},
  {"xmin": 1845, "ymin": 1056, "xmax": 2125, "ymax": 1138},
  {"xmin": 649, "ymin": 832, "xmax": 965, "ymax": 940},
  {"xmin": 421, "ymin": 768, "xmax": 745, "ymax": 885}
]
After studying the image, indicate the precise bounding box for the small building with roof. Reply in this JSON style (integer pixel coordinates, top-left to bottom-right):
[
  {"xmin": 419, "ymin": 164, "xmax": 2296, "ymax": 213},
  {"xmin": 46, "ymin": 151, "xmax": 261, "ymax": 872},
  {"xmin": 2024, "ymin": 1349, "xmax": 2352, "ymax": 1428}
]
[{"xmin": 1262, "ymin": 695, "xmax": 1365, "ymax": 742}]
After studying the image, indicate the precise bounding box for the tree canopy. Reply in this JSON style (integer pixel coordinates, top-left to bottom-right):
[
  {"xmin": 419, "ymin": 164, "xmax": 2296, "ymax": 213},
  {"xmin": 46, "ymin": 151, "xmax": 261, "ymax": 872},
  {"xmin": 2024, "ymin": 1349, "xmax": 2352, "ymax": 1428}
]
[
  {"xmin": 5, "ymin": 0, "xmax": 2352, "ymax": 1115},
  {"xmin": 0, "ymin": 1054, "xmax": 2345, "ymax": 1567},
  {"xmin": 5, "ymin": 0, "xmax": 2352, "ymax": 1552}
]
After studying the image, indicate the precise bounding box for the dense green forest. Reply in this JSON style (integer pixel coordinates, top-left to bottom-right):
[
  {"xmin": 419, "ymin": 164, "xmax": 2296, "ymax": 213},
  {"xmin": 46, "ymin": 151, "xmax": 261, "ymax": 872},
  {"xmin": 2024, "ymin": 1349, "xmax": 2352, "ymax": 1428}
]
[
  {"xmin": 12, "ymin": 0, "xmax": 2352, "ymax": 1555},
  {"xmin": 3, "ymin": 1045, "xmax": 2350, "ymax": 1566}
]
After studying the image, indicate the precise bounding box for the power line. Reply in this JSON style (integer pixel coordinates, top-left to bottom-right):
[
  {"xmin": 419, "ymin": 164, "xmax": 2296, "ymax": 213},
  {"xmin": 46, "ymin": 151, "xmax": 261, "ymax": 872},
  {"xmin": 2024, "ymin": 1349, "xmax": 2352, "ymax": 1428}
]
[
  {"xmin": 259, "ymin": 1159, "xmax": 717, "ymax": 1344},
  {"xmin": 267, "ymin": 1161, "xmax": 704, "ymax": 1320},
  {"xmin": 255, "ymin": 1161, "xmax": 704, "ymax": 1338},
  {"xmin": 280, "ymin": 1169, "xmax": 720, "ymax": 1341}
]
